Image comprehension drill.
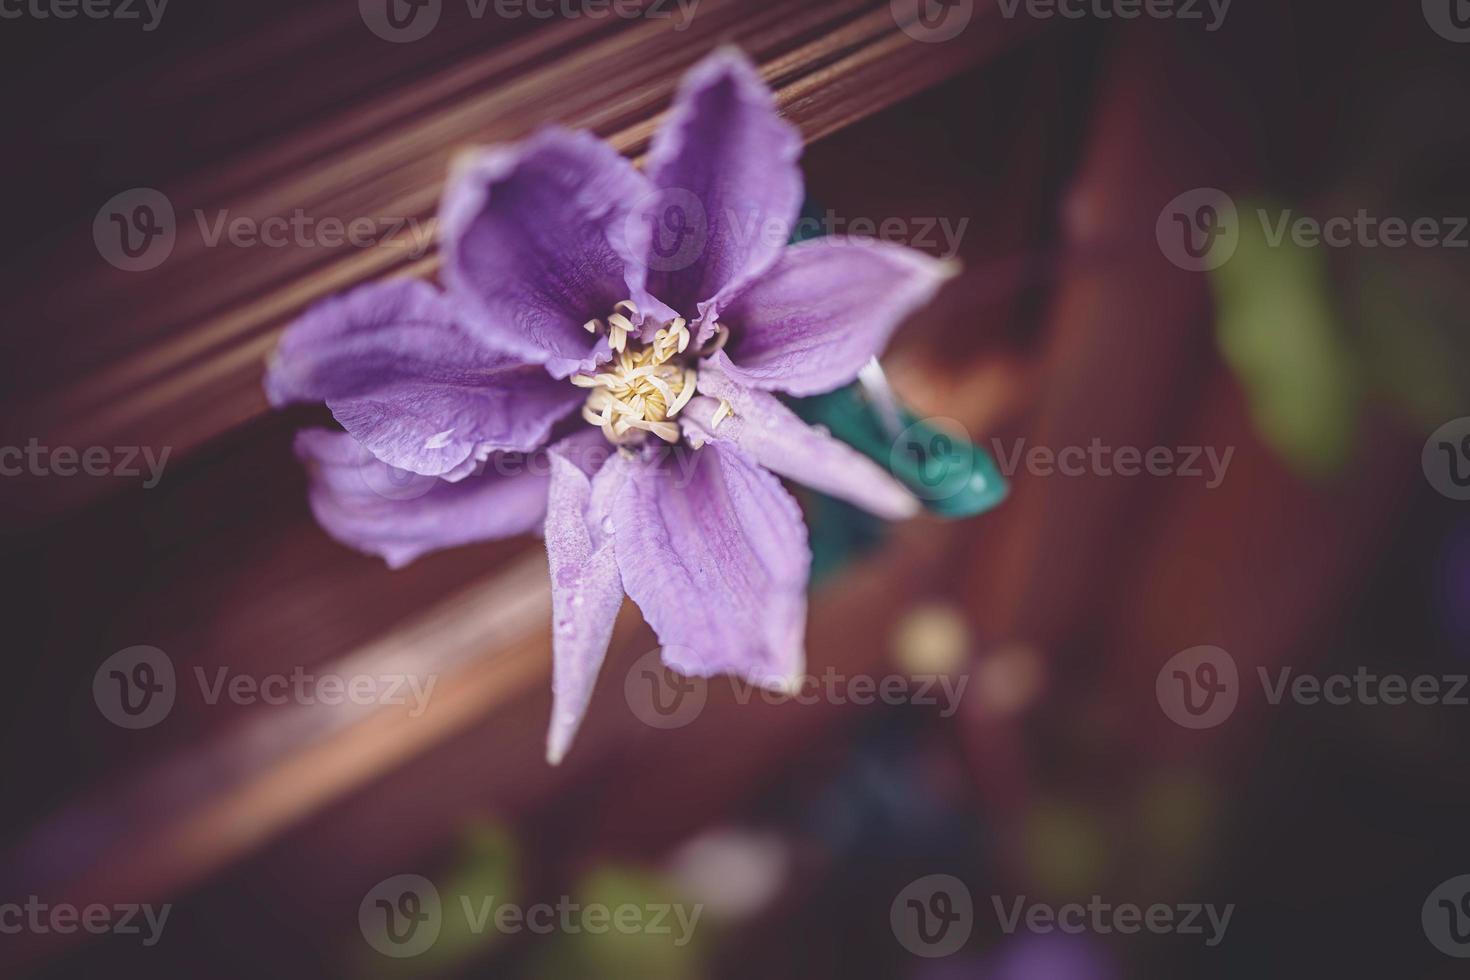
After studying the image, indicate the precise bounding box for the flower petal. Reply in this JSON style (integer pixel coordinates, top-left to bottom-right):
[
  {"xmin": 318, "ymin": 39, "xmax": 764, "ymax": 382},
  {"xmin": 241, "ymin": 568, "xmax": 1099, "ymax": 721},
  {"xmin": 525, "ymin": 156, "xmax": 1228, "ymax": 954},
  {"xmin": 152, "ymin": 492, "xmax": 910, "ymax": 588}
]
[
  {"xmin": 544, "ymin": 441, "xmax": 628, "ymax": 765},
  {"xmin": 440, "ymin": 127, "xmax": 656, "ymax": 378},
  {"xmin": 611, "ymin": 442, "xmax": 809, "ymax": 687},
  {"xmin": 642, "ymin": 47, "xmax": 803, "ymax": 333},
  {"xmin": 684, "ymin": 359, "xmax": 919, "ymax": 520},
  {"xmin": 267, "ymin": 278, "xmax": 581, "ymax": 476},
  {"xmin": 294, "ymin": 429, "xmax": 550, "ymax": 569},
  {"xmin": 717, "ymin": 237, "xmax": 957, "ymax": 396}
]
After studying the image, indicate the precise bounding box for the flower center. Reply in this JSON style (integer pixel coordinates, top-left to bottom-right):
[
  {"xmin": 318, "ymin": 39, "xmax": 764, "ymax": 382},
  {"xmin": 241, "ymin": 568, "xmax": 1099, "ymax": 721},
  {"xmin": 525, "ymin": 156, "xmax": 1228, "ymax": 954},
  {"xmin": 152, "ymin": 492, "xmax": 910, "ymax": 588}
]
[{"xmin": 574, "ymin": 300, "xmax": 698, "ymax": 445}]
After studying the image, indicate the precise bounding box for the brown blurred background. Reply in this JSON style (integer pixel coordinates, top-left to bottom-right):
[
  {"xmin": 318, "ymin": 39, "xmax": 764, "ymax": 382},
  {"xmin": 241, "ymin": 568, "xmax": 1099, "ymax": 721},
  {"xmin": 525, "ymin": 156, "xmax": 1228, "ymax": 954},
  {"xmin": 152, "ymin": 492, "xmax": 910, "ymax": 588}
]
[{"xmin": 3, "ymin": 1, "xmax": 1470, "ymax": 977}]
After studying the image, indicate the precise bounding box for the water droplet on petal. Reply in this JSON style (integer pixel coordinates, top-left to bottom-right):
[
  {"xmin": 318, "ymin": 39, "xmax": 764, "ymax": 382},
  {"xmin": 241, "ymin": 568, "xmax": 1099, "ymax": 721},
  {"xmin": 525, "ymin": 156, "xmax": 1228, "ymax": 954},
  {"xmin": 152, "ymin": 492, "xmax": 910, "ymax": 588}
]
[
  {"xmin": 571, "ymin": 594, "xmax": 586, "ymax": 608},
  {"xmin": 601, "ymin": 516, "xmax": 616, "ymax": 535}
]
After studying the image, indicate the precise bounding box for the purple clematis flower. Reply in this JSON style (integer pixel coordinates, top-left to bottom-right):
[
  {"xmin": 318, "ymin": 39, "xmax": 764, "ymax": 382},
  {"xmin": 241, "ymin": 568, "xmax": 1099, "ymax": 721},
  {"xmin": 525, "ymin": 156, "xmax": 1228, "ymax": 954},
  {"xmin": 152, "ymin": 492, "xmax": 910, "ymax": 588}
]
[{"xmin": 266, "ymin": 47, "xmax": 956, "ymax": 763}]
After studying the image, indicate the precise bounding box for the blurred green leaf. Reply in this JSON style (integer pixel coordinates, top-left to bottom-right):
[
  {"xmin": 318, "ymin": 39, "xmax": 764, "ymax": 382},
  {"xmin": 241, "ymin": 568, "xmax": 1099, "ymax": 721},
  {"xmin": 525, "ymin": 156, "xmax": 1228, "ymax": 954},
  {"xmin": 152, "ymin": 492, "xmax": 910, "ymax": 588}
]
[
  {"xmin": 1210, "ymin": 198, "xmax": 1359, "ymax": 474},
  {"xmin": 523, "ymin": 865, "xmax": 707, "ymax": 980},
  {"xmin": 354, "ymin": 821, "xmax": 520, "ymax": 980}
]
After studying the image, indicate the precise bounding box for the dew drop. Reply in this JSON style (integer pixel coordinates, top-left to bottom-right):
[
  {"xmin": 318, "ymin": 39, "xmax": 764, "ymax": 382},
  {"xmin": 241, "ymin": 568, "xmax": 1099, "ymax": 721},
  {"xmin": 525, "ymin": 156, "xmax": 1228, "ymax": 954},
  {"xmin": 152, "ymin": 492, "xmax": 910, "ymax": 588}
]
[
  {"xmin": 571, "ymin": 593, "xmax": 586, "ymax": 608},
  {"xmin": 601, "ymin": 516, "xmax": 616, "ymax": 535}
]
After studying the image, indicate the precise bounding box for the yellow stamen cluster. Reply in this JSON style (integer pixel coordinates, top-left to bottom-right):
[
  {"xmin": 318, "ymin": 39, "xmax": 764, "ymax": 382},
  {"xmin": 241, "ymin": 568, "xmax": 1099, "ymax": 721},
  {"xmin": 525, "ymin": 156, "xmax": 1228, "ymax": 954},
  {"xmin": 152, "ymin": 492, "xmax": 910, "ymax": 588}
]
[{"xmin": 575, "ymin": 300, "xmax": 699, "ymax": 444}]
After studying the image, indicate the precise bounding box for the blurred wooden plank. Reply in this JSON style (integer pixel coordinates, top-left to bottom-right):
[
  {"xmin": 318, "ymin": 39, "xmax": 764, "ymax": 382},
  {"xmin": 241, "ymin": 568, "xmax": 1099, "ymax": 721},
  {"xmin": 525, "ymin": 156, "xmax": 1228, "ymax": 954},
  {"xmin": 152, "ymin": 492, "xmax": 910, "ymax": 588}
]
[
  {"xmin": 0, "ymin": 554, "xmax": 556, "ymax": 971},
  {"xmin": 2, "ymin": 0, "xmax": 1044, "ymax": 523}
]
